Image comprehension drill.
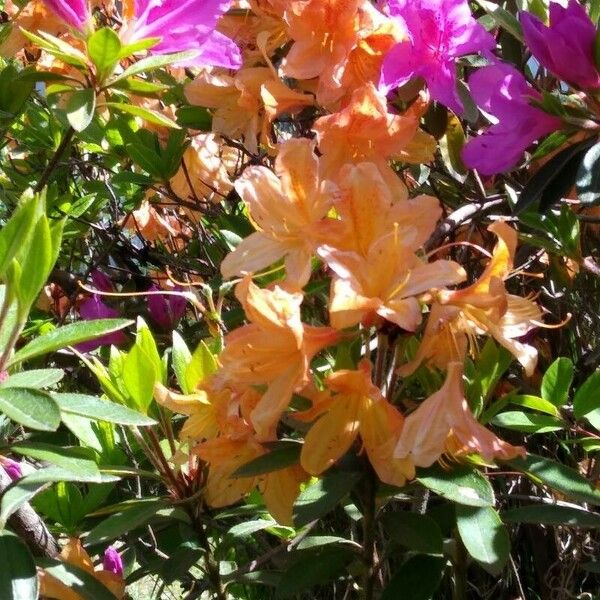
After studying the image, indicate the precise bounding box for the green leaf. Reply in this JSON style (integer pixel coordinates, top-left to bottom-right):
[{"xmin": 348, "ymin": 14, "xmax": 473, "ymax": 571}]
[
  {"xmin": 508, "ymin": 454, "xmax": 600, "ymax": 506},
  {"xmin": 293, "ymin": 471, "xmax": 362, "ymax": 528},
  {"xmin": 456, "ymin": 505, "xmax": 510, "ymax": 576},
  {"xmin": 574, "ymin": 370, "xmax": 600, "ymax": 431},
  {"xmin": 66, "ymin": 88, "xmax": 96, "ymax": 132},
  {"xmin": 233, "ymin": 442, "xmax": 301, "ymax": 478},
  {"xmin": 122, "ymin": 344, "xmax": 157, "ymax": 414},
  {"xmin": 509, "ymin": 394, "xmax": 560, "ymax": 416},
  {"xmin": 185, "ymin": 340, "xmax": 218, "ymax": 392},
  {"xmin": 541, "ymin": 357, "xmax": 574, "ymax": 407},
  {"xmin": 8, "ymin": 319, "xmax": 132, "ymax": 367},
  {"xmin": 176, "ymin": 106, "xmax": 212, "ymax": 130},
  {"xmin": 0, "ymin": 369, "xmax": 64, "ymax": 389},
  {"xmin": 85, "ymin": 499, "xmax": 168, "ymax": 544},
  {"xmin": 576, "ymin": 141, "xmax": 600, "ymax": 206},
  {"xmin": 108, "ymin": 51, "xmax": 196, "ymax": 85},
  {"xmin": 11, "ymin": 442, "xmax": 100, "ymax": 476},
  {"xmin": 416, "ymin": 464, "xmax": 494, "ymax": 507},
  {"xmin": 87, "ymin": 27, "xmax": 121, "ymax": 78},
  {"xmin": 491, "ymin": 411, "xmax": 564, "ymax": 433},
  {"xmin": 0, "ymin": 388, "xmax": 60, "ymax": 431},
  {"xmin": 0, "ymin": 480, "xmax": 48, "ymax": 529},
  {"xmin": 171, "ymin": 331, "xmax": 192, "ymax": 393},
  {"xmin": 228, "ymin": 519, "xmax": 277, "ymax": 538},
  {"xmin": 515, "ymin": 138, "xmax": 596, "ymax": 213},
  {"xmin": 503, "ymin": 504, "xmax": 600, "ymax": 528},
  {"xmin": 275, "ymin": 547, "xmax": 354, "ymax": 598},
  {"xmin": 296, "ymin": 535, "xmax": 359, "ymax": 551},
  {"xmin": 37, "ymin": 559, "xmax": 118, "ymax": 600},
  {"xmin": 0, "ymin": 531, "xmax": 38, "ymax": 600},
  {"xmin": 381, "ymin": 554, "xmax": 445, "ymax": 600},
  {"xmin": 52, "ymin": 393, "xmax": 156, "ymax": 426},
  {"xmin": 473, "ymin": 0, "xmax": 523, "ymax": 40},
  {"xmin": 381, "ymin": 512, "xmax": 443, "ymax": 555},
  {"xmin": 105, "ymin": 101, "xmax": 180, "ymax": 129}
]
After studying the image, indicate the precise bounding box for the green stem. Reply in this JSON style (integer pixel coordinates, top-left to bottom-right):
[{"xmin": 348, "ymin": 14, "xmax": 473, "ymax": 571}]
[{"xmin": 361, "ymin": 469, "xmax": 378, "ymax": 600}]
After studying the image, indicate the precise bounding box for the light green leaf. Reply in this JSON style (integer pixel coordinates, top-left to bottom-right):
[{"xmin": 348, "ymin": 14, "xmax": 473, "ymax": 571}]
[
  {"xmin": 541, "ymin": 357, "xmax": 573, "ymax": 407},
  {"xmin": 8, "ymin": 319, "xmax": 133, "ymax": 367},
  {"xmin": 0, "ymin": 369, "xmax": 64, "ymax": 389},
  {"xmin": 171, "ymin": 331, "xmax": 191, "ymax": 393},
  {"xmin": 456, "ymin": 505, "xmax": 510, "ymax": 576},
  {"xmin": 108, "ymin": 51, "xmax": 196, "ymax": 85},
  {"xmin": 87, "ymin": 27, "xmax": 121, "ymax": 78},
  {"xmin": 574, "ymin": 370, "xmax": 600, "ymax": 431},
  {"xmin": 66, "ymin": 88, "xmax": 96, "ymax": 132},
  {"xmin": 105, "ymin": 101, "xmax": 180, "ymax": 129},
  {"xmin": 185, "ymin": 340, "xmax": 218, "ymax": 392},
  {"xmin": 491, "ymin": 411, "xmax": 564, "ymax": 433},
  {"xmin": 0, "ymin": 388, "xmax": 60, "ymax": 431}
]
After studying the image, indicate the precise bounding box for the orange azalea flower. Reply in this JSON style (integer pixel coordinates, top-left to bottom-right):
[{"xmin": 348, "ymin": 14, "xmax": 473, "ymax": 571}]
[
  {"xmin": 313, "ymin": 83, "xmax": 436, "ymax": 182},
  {"xmin": 298, "ymin": 360, "xmax": 414, "ymax": 486},
  {"xmin": 219, "ymin": 277, "xmax": 339, "ymax": 439},
  {"xmin": 221, "ymin": 138, "xmax": 338, "ymax": 287},
  {"xmin": 395, "ymin": 362, "xmax": 525, "ymax": 467},
  {"xmin": 185, "ymin": 67, "xmax": 312, "ymax": 153},
  {"xmin": 318, "ymin": 165, "xmax": 465, "ymax": 330},
  {"xmin": 196, "ymin": 436, "xmax": 307, "ymax": 525},
  {"xmin": 169, "ymin": 133, "xmax": 238, "ymax": 205},
  {"xmin": 39, "ymin": 538, "xmax": 125, "ymax": 600},
  {"xmin": 121, "ymin": 198, "xmax": 186, "ymax": 244},
  {"xmin": 433, "ymin": 221, "xmax": 543, "ymax": 376}
]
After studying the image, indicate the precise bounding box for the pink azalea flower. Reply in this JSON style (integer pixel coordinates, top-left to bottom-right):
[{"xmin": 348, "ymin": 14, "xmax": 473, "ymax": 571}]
[
  {"xmin": 462, "ymin": 63, "xmax": 562, "ymax": 175},
  {"xmin": 0, "ymin": 456, "xmax": 23, "ymax": 481},
  {"xmin": 121, "ymin": 0, "xmax": 241, "ymax": 69},
  {"xmin": 521, "ymin": 1, "xmax": 600, "ymax": 90},
  {"xmin": 41, "ymin": 0, "xmax": 241, "ymax": 69},
  {"xmin": 103, "ymin": 546, "xmax": 124, "ymax": 577},
  {"xmin": 146, "ymin": 284, "xmax": 187, "ymax": 330},
  {"xmin": 76, "ymin": 271, "xmax": 127, "ymax": 352},
  {"xmin": 380, "ymin": 0, "xmax": 495, "ymax": 114},
  {"xmin": 41, "ymin": 0, "xmax": 91, "ymax": 30}
]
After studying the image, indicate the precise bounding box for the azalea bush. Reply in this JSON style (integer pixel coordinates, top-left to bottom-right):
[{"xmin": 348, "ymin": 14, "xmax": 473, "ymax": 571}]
[{"xmin": 2, "ymin": 0, "xmax": 600, "ymax": 598}]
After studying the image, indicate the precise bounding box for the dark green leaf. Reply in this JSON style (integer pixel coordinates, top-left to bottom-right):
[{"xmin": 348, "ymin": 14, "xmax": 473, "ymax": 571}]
[
  {"xmin": 416, "ymin": 465, "xmax": 494, "ymax": 507},
  {"xmin": 0, "ymin": 480, "xmax": 48, "ymax": 528},
  {"xmin": 0, "ymin": 531, "xmax": 38, "ymax": 600},
  {"xmin": 233, "ymin": 442, "xmax": 301, "ymax": 478},
  {"xmin": 503, "ymin": 504, "xmax": 600, "ymax": 528},
  {"xmin": 86, "ymin": 499, "xmax": 168, "ymax": 544},
  {"xmin": 381, "ymin": 512, "xmax": 443, "ymax": 555},
  {"xmin": 576, "ymin": 142, "xmax": 600, "ymax": 205},
  {"xmin": 508, "ymin": 454, "xmax": 600, "ymax": 506},
  {"xmin": 293, "ymin": 471, "xmax": 362, "ymax": 528},
  {"xmin": 456, "ymin": 505, "xmax": 510, "ymax": 576},
  {"xmin": 515, "ymin": 138, "xmax": 595, "ymax": 214},
  {"xmin": 381, "ymin": 554, "xmax": 445, "ymax": 600},
  {"xmin": 574, "ymin": 370, "xmax": 600, "ymax": 431}
]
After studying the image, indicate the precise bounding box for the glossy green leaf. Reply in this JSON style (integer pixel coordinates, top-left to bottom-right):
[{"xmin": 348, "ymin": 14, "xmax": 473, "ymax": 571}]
[
  {"xmin": 171, "ymin": 331, "xmax": 191, "ymax": 393},
  {"xmin": 381, "ymin": 554, "xmax": 445, "ymax": 600},
  {"xmin": 233, "ymin": 442, "xmax": 301, "ymax": 478},
  {"xmin": 8, "ymin": 319, "xmax": 133, "ymax": 367},
  {"xmin": 185, "ymin": 339, "xmax": 218, "ymax": 392},
  {"xmin": 456, "ymin": 505, "xmax": 510, "ymax": 576},
  {"xmin": 508, "ymin": 454, "xmax": 600, "ymax": 506},
  {"xmin": 293, "ymin": 471, "xmax": 362, "ymax": 528},
  {"xmin": 108, "ymin": 51, "xmax": 196, "ymax": 85},
  {"xmin": 86, "ymin": 499, "xmax": 168, "ymax": 544},
  {"xmin": 87, "ymin": 27, "xmax": 121, "ymax": 78},
  {"xmin": 491, "ymin": 411, "xmax": 564, "ymax": 433},
  {"xmin": 503, "ymin": 504, "xmax": 600, "ymax": 528},
  {"xmin": 105, "ymin": 102, "xmax": 180, "ymax": 129},
  {"xmin": 52, "ymin": 393, "xmax": 156, "ymax": 425},
  {"xmin": 573, "ymin": 370, "xmax": 600, "ymax": 431},
  {"xmin": 0, "ymin": 480, "xmax": 48, "ymax": 529},
  {"xmin": 576, "ymin": 141, "xmax": 600, "ymax": 206},
  {"xmin": 0, "ymin": 531, "xmax": 38, "ymax": 600},
  {"xmin": 541, "ymin": 357, "xmax": 573, "ymax": 407},
  {"xmin": 416, "ymin": 465, "xmax": 494, "ymax": 507},
  {"xmin": 0, "ymin": 388, "xmax": 60, "ymax": 431}
]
